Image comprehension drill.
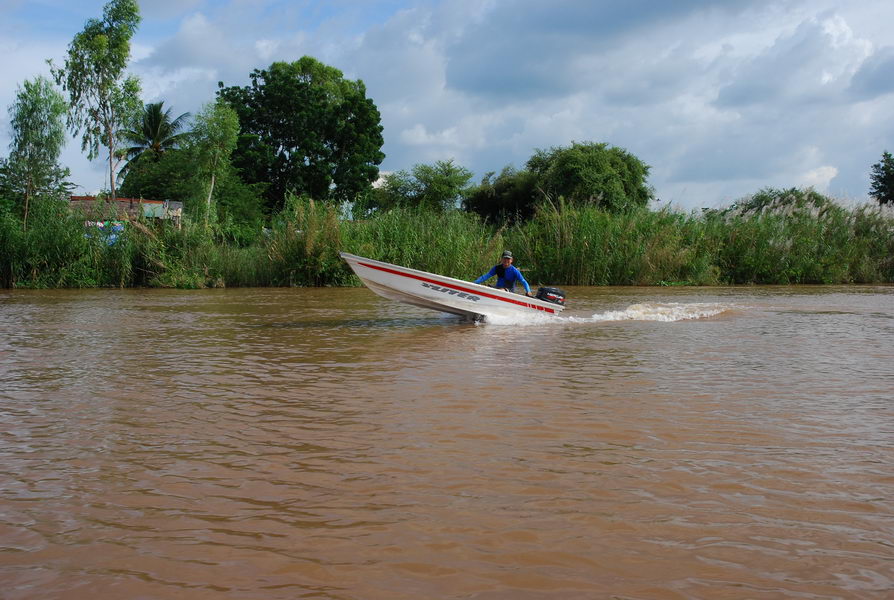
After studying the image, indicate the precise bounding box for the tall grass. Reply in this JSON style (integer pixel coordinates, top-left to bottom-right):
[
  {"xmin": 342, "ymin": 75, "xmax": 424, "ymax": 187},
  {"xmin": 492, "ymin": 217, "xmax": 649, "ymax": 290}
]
[
  {"xmin": 510, "ymin": 201, "xmax": 722, "ymax": 285},
  {"xmin": 710, "ymin": 203, "xmax": 894, "ymax": 284},
  {"xmin": 342, "ymin": 205, "xmax": 503, "ymax": 280},
  {"xmin": 0, "ymin": 198, "xmax": 131, "ymax": 288},
  {"xmin": 266, "ymin": 194, "xmax": 349, "ymax": 286},
  {"xmin": 1, "ymin": 192, "xmax": 892, "ymax": 289}
]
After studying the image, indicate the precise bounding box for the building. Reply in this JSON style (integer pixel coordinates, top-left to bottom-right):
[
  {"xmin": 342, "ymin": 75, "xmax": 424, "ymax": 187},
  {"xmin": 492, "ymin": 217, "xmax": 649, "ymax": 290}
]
[{"xmin": 69, "ymin": 196, "xmax": 183, "ymax": 227}]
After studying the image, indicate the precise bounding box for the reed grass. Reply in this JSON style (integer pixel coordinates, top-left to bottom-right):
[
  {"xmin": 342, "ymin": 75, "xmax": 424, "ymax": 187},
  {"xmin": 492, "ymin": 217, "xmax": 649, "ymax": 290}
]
[
  {"xmin": 1, "ymin": 198, "xmax": 119, "ymax": 288},
  {"xmin": 264, "ymin": 193, "xmax": 351, "ymax": 286},
  {"xmin": 510, "ymin": 202, "xmax": 723, "ymax": 285},
  {"xmin": 342, "ymin": 204, "xmax": 503, "ymax": 281},
  {"xmin": 1, "ymin": 193, "xmax": 892, "ymax": 289}
]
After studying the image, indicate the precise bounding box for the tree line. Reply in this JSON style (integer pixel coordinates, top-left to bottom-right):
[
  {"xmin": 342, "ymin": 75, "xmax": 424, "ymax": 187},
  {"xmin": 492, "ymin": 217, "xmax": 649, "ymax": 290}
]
[{"xmin": 1, "ymin": 0, "xmax": 892, "ymax": 245}]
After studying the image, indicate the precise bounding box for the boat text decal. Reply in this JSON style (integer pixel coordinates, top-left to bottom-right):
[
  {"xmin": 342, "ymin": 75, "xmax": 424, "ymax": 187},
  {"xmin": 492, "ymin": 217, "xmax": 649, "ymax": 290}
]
[{"xmin": 421, "ymin": 281, "xmax": 480, "ymax": 301}]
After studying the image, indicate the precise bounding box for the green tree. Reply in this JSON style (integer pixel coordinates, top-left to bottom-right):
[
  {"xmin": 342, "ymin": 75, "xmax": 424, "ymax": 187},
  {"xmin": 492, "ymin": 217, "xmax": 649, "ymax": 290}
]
[
  {"xmin": 869, "ymin": 151, "xmax": 894, "ymax": 206},
  {"xmin": 190, "ymin": 100, "xmax": 240, "ymax": 222},
  {"xmin": 3, "ymin": 76, "xmax": 71, "ymax": 230},
  {"xmin": 118, "ymin": 122, "xmax": 265, "ymax": 243},
  {"xmin": 50, "ymin": 0, "xmax": 141, "ymax": 200},
  {"xmin": 527, "ymin": 142, "xmax": 654, "ymax": 212},
  {"xmin": 357, "ymin": 159, "xmax": 473, "ymax": 216},
  {"xmin": 411, "ymin": 159, "xmax": 474, "ymax": 211},
  {"xmin": 464, "ymin": 166, "xmax": 539, "ymax": 224},
  {"xmin": 118, "ymin": 101, "xmax": 190, "ymax": 175},
  {"xmin": 217, "ymin": 56, "xmax": 385, "ymax": 210},
  {"xmin": 359, "ymin": 170, "xmax": 416, "ymax": 215},
  {"xmin": 212, "ymin": 169, "xmax": 267, "ymax": 246},
  {"xmin": 118, "ymin": 149, "xmax": 193, "ymax": 202}
]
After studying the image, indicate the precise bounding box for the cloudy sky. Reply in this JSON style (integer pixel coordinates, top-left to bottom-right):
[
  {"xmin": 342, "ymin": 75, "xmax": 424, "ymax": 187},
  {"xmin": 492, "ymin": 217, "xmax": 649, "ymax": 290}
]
[{"xmin": 1, "ymin": 0, "xmax": 893, "ymax": 209}]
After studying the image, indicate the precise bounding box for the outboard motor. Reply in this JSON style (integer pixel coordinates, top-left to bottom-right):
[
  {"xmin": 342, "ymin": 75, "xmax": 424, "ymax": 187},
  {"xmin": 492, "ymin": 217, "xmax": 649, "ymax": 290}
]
[{"xmin": 535, "ymin": 286, "xmax": 566, "ymax": 306}]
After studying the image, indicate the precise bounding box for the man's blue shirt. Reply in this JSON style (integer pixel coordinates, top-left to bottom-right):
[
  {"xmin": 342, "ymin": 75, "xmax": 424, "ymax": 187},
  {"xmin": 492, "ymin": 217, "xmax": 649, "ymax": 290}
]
[{"xmin": 474, "ymin": 264, "xmax": 531, "ymax": 293}]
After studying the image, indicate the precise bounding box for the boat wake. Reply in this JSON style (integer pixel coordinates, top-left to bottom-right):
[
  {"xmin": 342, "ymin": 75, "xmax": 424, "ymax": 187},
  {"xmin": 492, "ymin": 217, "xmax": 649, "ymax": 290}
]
[
  {"xmin": 484, "ymin": 302, "xmax": 732, "ymax": 325},
  {"xmin": 581, "ymin": 302, "xmax": 731, "ymax": 323}
]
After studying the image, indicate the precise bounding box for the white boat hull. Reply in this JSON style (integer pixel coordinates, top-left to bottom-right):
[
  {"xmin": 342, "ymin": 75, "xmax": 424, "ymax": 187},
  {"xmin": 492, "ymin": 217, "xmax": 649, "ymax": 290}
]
[{"xmin": 340, "ymin": 252, "xmax": 564, "ymax": 320}]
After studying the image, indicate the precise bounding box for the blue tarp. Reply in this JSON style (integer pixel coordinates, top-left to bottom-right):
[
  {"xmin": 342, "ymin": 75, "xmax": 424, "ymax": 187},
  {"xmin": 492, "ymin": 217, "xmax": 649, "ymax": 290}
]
[{"xmin": 85, "ymin": 221, "xmax": 125, "ymax": 246}]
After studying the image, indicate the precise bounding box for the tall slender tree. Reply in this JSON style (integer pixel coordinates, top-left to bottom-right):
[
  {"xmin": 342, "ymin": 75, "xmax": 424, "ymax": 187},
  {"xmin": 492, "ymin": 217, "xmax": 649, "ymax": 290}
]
[
  {"xmin": 190, "ymin": 100, "xmax": 239, "ymax": 223},
  {"xmin": 5, "ymin": 76, "xmax": 70, "ymax": 230},
  {"xmin": 869, "ymin": 151, "xmax": 894, "ymax": 206},
  {"xmin": 50, "ymin": 0, "xmax": 141, "ymax": 200},
  {"xmin": 118, "ymin": 101, "xmax": 190, "ymax": 175}
]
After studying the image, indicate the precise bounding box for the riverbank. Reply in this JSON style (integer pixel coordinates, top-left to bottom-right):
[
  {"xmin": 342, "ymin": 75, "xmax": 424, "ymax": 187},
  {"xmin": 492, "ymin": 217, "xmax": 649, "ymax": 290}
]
[{"xmin": 2, "ymin": 193, "xmax": 892, "ymax": 289}]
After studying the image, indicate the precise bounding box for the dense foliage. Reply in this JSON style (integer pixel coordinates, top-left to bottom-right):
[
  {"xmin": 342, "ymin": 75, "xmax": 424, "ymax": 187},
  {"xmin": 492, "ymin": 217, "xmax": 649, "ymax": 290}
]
[
  {"xmin": 118, "ymin": 149, "xmax": 193, "ymax": 201},
  {"xmin": 118, "ymin": 100, "xmax": 265, "ymax": 242},
  {"xmin": 464, "ymin": 166, "xmax": 540, "ymax": 224},
  {"xmin": 356, "ymin": 159, "xmax": 474, "ymax": 216},
  {"xmin": 463, "ymin": 142, "xmax": 653, "ymax": 225},
  {"xmin": 217, "ymin": 57, "xmax": 385, "ymax": 212},
  {"xmin": 526, "ymin": 142, "xmax": 654, "ymax": 212},
  {"xmin": 2, "ymin": 189, "xmax": 892, "ymax": 289}
]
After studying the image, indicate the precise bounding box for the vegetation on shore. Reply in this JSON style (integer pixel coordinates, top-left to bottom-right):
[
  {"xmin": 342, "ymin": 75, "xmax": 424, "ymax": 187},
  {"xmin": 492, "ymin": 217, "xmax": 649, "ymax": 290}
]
[{"xmin": 1, "ymin": 189, "xmax": 891, "ymax": 290}]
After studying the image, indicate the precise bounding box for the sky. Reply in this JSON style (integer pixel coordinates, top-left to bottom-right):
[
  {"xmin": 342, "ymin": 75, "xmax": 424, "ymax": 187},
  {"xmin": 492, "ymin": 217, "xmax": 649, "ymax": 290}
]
[{"xmin": 1, "ymin": 0, "xmax": 893, "ymax": 210}]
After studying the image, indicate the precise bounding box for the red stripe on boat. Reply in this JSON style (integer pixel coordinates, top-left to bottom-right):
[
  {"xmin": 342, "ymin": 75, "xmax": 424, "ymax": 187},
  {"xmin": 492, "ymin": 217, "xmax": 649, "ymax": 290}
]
[{"xmin": 357, "ymin": 261, "xmax": 557, "ymax": 314}]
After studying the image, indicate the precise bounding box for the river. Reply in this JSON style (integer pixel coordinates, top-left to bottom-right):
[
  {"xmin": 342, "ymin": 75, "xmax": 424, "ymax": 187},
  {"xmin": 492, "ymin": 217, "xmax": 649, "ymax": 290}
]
[{"xmin": 1, "ymin": 286, "xmax": 892, "ymax": 599}]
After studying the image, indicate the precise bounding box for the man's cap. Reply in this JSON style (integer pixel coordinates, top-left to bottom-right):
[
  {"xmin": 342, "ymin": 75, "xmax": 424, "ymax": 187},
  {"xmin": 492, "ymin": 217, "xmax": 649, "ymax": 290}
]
[{"xmin": 501, "ymin": 250, "xmax": 513, "ymax": 259}]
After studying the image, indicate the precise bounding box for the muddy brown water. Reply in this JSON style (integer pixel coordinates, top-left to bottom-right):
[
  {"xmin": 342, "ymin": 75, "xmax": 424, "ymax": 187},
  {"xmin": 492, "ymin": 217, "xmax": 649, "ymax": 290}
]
[{"xmin": 1, "ymin": 286, "xmax": 892, "ymax": 599}]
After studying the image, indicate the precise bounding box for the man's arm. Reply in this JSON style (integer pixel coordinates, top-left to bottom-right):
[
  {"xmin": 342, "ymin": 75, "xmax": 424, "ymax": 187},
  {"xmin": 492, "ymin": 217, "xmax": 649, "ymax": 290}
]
[
  {"xmin": 474, "ymin": 266, "xmax": 497, "ymax": 284},
  {"xmin": 514, "ymin": 267, "xmax": 532, "ymax": 294}
]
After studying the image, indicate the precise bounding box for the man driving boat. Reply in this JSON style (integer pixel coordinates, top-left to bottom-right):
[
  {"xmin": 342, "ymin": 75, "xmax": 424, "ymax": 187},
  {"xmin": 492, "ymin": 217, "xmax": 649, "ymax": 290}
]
[{"xmin": 474, "ymin": 250, "xmax": 532, "ymax": 296}]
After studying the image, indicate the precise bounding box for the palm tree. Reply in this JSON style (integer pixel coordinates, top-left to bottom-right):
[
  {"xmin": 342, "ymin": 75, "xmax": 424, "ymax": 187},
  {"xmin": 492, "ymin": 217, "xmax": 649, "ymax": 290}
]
[{"xmin": 118, "ymin": 101, "xmax": 190, "ymax": 175}]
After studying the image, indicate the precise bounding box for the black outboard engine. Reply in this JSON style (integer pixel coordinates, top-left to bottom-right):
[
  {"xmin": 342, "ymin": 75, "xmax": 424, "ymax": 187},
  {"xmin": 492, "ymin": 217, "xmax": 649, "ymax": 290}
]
[{"xmin": 535, "ymin": 286, "xmax": 566, "ymax": 306}]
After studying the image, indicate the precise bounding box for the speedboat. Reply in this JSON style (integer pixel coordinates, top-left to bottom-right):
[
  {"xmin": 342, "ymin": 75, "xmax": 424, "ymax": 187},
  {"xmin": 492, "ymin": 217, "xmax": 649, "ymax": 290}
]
[{"xmin": 340, "ymin": 252, "xmax": 566, "ymax": 321}]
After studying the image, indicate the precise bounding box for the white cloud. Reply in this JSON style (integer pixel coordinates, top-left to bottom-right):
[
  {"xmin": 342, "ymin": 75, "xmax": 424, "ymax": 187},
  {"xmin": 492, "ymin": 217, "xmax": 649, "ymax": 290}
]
[
  {"xmin": 254, "ymin": 39, "xmax": 280, "ymax": 61},
  {"xmin": 138, "ymin": 66, "xmax": 218, "ymax": 104},
  {"xmin": 400, "ymin": 124, "xmax": 454, "ymax": 146},
  {"xmin": 799, "ymin": 166, "xmax": 839, "ymax": 191},
  {"xmin": 142, "ymin": 13, "xmax": 230, "ymax": 68}
]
